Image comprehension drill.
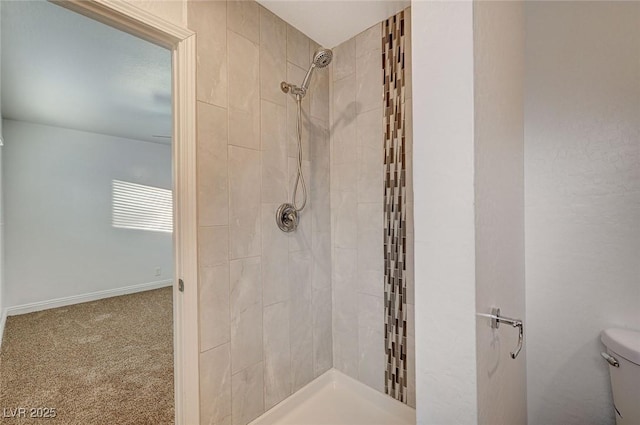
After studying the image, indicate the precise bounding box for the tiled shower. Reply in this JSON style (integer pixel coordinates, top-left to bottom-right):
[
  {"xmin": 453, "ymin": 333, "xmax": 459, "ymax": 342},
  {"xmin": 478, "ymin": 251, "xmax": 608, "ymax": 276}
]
[{"xmin": 188, "ymin": 2, "xmax": 414, "ymax": 424}]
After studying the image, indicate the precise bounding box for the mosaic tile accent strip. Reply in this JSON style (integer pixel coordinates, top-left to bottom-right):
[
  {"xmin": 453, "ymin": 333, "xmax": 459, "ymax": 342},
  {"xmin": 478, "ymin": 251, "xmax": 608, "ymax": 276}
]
[{"xmin": 383, "ymin": 10, "xmax": 408, "ymax": 404}]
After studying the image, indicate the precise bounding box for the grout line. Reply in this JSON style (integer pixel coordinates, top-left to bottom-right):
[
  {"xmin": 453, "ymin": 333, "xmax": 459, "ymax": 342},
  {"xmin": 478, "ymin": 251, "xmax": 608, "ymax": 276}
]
[{"xmin": 196, "ymin": 97, "xmax": 228, "ymax": 110}]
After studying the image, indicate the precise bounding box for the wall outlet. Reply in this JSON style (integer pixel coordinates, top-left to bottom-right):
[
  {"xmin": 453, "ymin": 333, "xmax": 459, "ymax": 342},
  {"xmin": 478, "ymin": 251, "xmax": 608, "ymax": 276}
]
[{"xmin": 155, "ymin": 267, "xmax": 162, "ymax": 277}]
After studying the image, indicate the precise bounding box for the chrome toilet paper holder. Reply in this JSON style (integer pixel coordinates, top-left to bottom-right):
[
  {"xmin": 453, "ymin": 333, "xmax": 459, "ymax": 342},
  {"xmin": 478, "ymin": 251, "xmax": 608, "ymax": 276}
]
[{"xmin": 489, "ymin": 307, "xmax": 524, "ymax": 359}]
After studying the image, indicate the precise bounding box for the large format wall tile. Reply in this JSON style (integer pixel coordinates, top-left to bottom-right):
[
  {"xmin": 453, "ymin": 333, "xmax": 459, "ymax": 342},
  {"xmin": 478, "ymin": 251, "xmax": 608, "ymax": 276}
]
[
  {"xmin": 261, "ymin": 100, "xmax": 287, "ymax": 204},
  {"xmin": 197, "ymin": 101, "xmax": 228, "ymax": 227},
  {"xmin": 332, "ymin": 192, "xmax": 357, "ymax": 249},
  {"xmin": 261, "ymin": 204, "xmax": 289, "ymax": 306},
  {"xmin": 312, "ymin": 287, "xmax": 333, "ymax": 376},
  {"xmin": 333, "ymin": 38, "xmax": 356, "ymax": 81},
  {"xmin": 230, "ymin": 256, "xmax": 263, "ymax": 374},
  {"xmin": 228, "ymin": 31, "xmax": 260, "ymax": 150},
  {"xmin": 260, "ymin": 7, "xmax": 287, "ymax": 106},
  {"xmin": 228, "ymin": 146, "xmax": 261, "ymax": 259},
  {"xmin": 286, "ymin": 24, "xmax": 309, "ymax": 69},
  {"xmin": 331, "ymin": 75, "xmax": 357, "ymax": 165},
  {"xmin": 198, "ymin": 226, "xmax": 229, "ymax": 268},
  {"xmin": 355, "ymin": 23, "xmax": 383, "ymax": 114},
  {"xmin": 358, "ymin": 324, "xmax": 385, "ymax": 392},
  {"xmin": 190, "ymin": 1, "xmax": 334, "ymax": 423},
  {"xmin": 357, "ymin": 202, "xmax": 384, "ymax": 297},
  {"xmin": 332, "ymin": 248, "xmax": 358, "ymax": 377},
  {"xmin": 263, "ymin": 301, "xmax": 291, "ymax": 409},
  {"xmin": 289, "ymin": 250, "xmax": 313, "ymax": 391},
  {"xmin": 358, "ymin": 294, "xmax": 384, "ymax": 392},
  {"xmin": 330, "ymin": 8, "xmax": 414, "ymax": 405},
  {"xmin": 200, "ymin": 264, "xmax": 230, "ymax": 352},
  {"xmin": 200, "ymin": 344, "xmax": 232, "ymax": 425},
  {"xmin": 311, "ymin": 231, "xmax": 331, "ymax": 291},
  {"xmin": 357, "ymin": 108, "xmax": 383, "ymax": 203},
  {"xmin": 188, "ymin": 0, "xmax": 227, "ymax": 108},
  {"xmin": 227, "ymin": 0, "xmax": 259, "ymax": 45},
  {"xmin": 231, "ymin": 362, "xmax": 264, "ymax": 425}
]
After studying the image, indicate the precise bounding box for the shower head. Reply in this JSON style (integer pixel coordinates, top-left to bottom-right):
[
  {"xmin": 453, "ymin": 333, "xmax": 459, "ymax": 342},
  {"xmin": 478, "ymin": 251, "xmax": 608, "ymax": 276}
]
[
  {"xmin": 312, "ymin": 48, "xmax": 333, "ymax": 68},
  {"xmin": 300, "ymin": 48, "xmax": 333, "ymax": 93}
]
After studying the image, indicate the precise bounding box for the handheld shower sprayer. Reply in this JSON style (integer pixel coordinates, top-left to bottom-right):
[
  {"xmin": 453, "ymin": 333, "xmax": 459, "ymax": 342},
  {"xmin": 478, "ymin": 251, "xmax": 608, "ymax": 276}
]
[
  {"xmin": 280, "ymin": 48, "xmax": 333, "ymax": 99},
  {"xmin": 276, "ymin": 48, "xmax": 333, "ymax": 232}
]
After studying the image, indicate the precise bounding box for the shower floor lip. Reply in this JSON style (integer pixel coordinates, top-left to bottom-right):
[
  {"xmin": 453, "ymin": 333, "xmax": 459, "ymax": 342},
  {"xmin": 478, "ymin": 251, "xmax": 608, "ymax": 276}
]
[{"xmin": 249, "ymin": 369, "xmax": 416, "ymax": 425}]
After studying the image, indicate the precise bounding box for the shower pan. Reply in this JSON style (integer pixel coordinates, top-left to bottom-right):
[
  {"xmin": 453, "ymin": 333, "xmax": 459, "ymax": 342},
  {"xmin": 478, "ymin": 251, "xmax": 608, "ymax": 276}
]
[{"xmin": 276, "ymin": 48, "xmax": 333, "ymax": 233}]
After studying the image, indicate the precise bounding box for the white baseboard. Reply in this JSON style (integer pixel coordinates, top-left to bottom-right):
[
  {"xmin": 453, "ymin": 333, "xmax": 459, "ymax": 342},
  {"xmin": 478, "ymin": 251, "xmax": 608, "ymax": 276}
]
[
  {"xmin": 6, "ymin": 279, "xmax": 173, "ymax": 316},
  {"xmin": 0, "ymin": 308, "xmax": 7, "ymax": 350}
]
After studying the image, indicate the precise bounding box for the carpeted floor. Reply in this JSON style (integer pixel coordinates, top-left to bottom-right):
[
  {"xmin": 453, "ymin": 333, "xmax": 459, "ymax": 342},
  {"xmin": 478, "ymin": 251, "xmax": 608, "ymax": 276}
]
[{"xmin": 0, "ymin": 287, "xmax": 174, "ymax": 425}]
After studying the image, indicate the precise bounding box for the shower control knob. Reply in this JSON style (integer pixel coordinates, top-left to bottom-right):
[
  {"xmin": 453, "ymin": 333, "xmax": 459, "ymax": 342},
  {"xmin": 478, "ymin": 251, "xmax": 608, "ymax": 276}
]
[{"xmin": 276, "ymin": 203, "xmax": 299, "ymax": 232}]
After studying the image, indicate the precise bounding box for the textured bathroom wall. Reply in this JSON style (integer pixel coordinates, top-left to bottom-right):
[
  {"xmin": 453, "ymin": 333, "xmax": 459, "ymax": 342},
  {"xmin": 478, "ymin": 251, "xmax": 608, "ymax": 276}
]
[
  {"xmin": 525, "ymin": 3, "xmax": 640, "ymax": 425},
  {"xmin": 187, "ymin": 2, "xmax": 331, "ymax": 424},
  {"xmin": 330, "ymin": 7, "xmax": 415, "ymax": 406},
  {"xmin": 411, "ymin": 2, "xmax": 478, "ymax": 423},
  {"xmin": 473, "ymin": 2, "xmax": 527, "ymax": 424}
]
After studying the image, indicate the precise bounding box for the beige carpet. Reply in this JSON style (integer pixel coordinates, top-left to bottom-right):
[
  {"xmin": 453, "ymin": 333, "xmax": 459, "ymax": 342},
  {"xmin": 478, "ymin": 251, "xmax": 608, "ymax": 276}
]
[{"xmin": 0, "ymin": 287, "xmax": 174, "ymax": 425}]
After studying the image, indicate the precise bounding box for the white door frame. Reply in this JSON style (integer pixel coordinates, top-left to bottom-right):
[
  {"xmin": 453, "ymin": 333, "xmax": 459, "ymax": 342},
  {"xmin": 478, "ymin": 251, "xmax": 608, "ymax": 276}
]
[{"xmin": 50, "ymin": 1, "xmax": 199, "ymax": 424}]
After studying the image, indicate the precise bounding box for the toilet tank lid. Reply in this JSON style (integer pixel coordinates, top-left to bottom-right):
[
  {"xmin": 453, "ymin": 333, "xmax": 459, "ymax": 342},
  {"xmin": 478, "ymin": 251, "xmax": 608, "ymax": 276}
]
[{"xmin": 601, "ymin": 328, "xmax": 640, "ymax": 365}]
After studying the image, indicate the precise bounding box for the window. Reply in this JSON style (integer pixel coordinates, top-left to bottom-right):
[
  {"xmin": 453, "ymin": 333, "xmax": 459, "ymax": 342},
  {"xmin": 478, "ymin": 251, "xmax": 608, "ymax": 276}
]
[{"xmin": 112, "ymin": 180, "xmax": 173, "ymax": 233}]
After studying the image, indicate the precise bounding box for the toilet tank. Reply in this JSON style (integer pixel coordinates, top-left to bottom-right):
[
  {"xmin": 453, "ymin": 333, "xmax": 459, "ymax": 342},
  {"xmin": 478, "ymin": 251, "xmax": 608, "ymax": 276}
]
[{"xmin": 601, "ymin": 328, "xmax": 640, "ymax": 425}]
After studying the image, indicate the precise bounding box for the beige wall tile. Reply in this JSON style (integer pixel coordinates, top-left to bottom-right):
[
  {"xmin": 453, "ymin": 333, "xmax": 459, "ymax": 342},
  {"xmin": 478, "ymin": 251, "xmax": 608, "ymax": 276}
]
[
  {"xmin": 312, "ymin": 287, "xmax": 333, "ymax": 376},
  {"xmin": 188, "ymin": 0, "xmax": 227, "ymax": 108},
  {"xmin": 199, "ymin": 264, "xmax": 230, "ymax": 352},
  {"xmin": 332, "ymin": 248, "xmax": 358, "ymax": 377},
  {"xmin": 229, "ymin": 108, "xmax": 260, "ymax": 151},
  {"xmin": 357, "ymin": 203, "xmax": 384, "ymax": 297},
  {"xmin": 198, "ymin": 225, "xmax": 229, "ymax": 268},
  {"xmin": 228, "ymin": 1, "xmax": 260, "ymax": 45},
  {"xmin": 356, "ymin": 23, "xmax": 382, "ymax": 59},
  {"xmin": 333, "ymin": 38, "xmax": 356, "ymax": 81},
  {"xmin": 197, "ymin": 101, "xmax": 229, "ymax": 226},
  {"xmin": 260, "ymin": 204, "xmax": 289, "ymax": 306},
  {"xmin": 311, "ymin": 231, "xmax": 331, "ymax": 291},
  {"xmin": 260, "ymin": 7, "xmax": 287, "ymax": 106},
  {"xmin": 357, "ymin": 295, "xmax": 384, "ymax": 392},
  {"xmin": 288, "ymin": 250, "xmax": 313, "ymax": 391},
  {"xmin": 286, "ymin": 24, "xmax": 309, "ymax": 69},
  {"xmin": 263, "ymin": 301, "xmax": 292, "ymax": 409},
  {"xmin": 230, "ymin": 256, "xmax": 263, "ymax": 374},
  {"xmin": 332, "ymin": 191, "xmax": 357, "ymax": 249},
  {"xmin": 200, "ymin": 344, "xmax": 232, "ymax": 425},
  {"xmin": 228, "ymin": 31, "xmax": 260, "ymax": 150},
  {"xmin": 228, "ymin": 146, "xmax": 261, "ymax": 259},
  {"xmin": 357, "ymin": 108, "xmax": 384, "ymax": 203},
  {"xmin": 261, "ymin": 100, "xmax": 287, "ymax": 204},
  {"xmin": 354, "ymin": 23, "xmax": 382, "ymax": 116},
  {"xmin": 231, "ymin": 362, "xmax": 264, "ymax": 425},
  {"xmin": 357, "ymin": 324, "xmax": 385, "ymax": 393},
  {"xmin": 332, "ymin": 75, "xmax": 357, "ymax": 166}
]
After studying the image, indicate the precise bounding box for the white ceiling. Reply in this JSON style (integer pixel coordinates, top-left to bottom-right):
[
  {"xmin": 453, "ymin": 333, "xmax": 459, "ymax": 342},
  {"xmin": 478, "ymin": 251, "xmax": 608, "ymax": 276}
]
[
  {"xmin": 257, "ymin": 0, "xmax": 410, "ymax": 48},
  {"xmin": 1, "ymin": 0, "xmax": 172, "ymax": 144}
]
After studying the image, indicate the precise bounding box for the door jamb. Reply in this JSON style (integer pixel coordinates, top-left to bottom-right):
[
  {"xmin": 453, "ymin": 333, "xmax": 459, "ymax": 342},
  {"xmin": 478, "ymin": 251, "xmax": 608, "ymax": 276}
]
[{"xmin": 50, "ymin": 2, "xmax": 199, "ymax": 424}]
